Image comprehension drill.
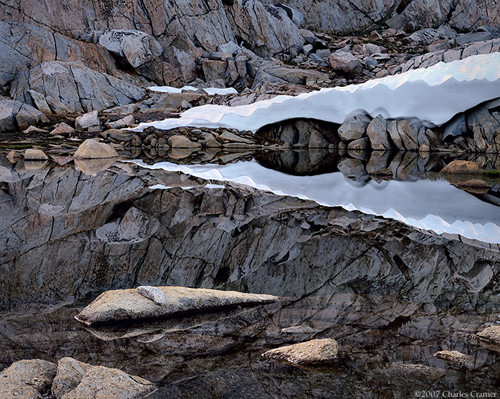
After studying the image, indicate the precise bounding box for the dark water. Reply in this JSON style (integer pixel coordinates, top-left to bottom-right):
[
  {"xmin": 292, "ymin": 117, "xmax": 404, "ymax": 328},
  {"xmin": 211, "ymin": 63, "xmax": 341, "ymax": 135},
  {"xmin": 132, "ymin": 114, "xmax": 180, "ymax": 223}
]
[{"xmin": 0, "ymin": 149, "xmax": 499, "ymax": 398}]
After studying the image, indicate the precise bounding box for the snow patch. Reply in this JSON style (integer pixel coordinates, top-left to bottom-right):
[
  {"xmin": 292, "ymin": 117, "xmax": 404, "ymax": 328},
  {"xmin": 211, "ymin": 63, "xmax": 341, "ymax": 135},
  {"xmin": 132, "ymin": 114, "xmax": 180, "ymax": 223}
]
[{"xmin": 138, "ymin": 53, "xmax": 500, "ymax": 132}]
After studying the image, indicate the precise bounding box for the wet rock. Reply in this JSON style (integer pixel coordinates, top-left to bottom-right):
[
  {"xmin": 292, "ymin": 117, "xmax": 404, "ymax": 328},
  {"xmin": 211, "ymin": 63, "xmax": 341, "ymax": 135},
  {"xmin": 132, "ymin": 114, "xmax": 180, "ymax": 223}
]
[
  {"xmin": 11, "ymin": 61, "xmax": 146, "ymax": 114},
  {"xmin": 24, "ymin": 148, "xmax": 49, "ymax": 161},
  {"xmin": 105, "ymin": 115, "xmax": 135, "ymax": 129},
  {"xmin": 61, "ymin": 365, "xmax": 155, "ymax": 399},
  {"xmin": 337, "ymin": 115, "xmax": 370, "ymax": 142},
  {"xmin": 0, "ymin": 359, "xmax": 56, "ymax": 398},
  {"xmin": 74, "ymin": 158, "xmax": 117, "ymax": 176},
  {"xmin": 441, "ymin": 160, "xmax": 481, "ymax": 174},
  {"xmin": 52, "ymin": 357, "xmax": 91, "ymax": 399},
  {"xmin": 366, "ymin": 114, "xmax": 391, "ymax": 151},
  {"xmin": 168, "ymin": 135, "xmax": 202, "ymax": 149},
  {"xmin": 73, "ymin": 139, "xmax": 119, "ymax": 159},
  {"xmin": 328, "ymin": 51, "xmax": 362, "ymax": 76},
  {"xmin": 75, "ymin": 286, "xmax": 280, "ymax": 325},
  {"xmin": 75, "ymin": 111, "xmax": 100, "ymax": 131},
  {"xmin": 98, "ymin": 30, "xmax": 163, "ymax": 69},
  {"xmin": 262, "ymin": 338, "xmax": 338, "ymax": 365},
  {"xmin": 434, "ymin": 350, "xmax": 473, "ymax": 368}
]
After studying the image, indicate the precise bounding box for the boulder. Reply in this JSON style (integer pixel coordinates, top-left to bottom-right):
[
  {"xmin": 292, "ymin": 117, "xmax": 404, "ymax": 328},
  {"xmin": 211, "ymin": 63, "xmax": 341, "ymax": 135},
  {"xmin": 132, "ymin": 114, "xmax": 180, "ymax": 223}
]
[
  {"xmin": 105, "ymin": 129, "xmax": 136, "ymax": 142},
  {"xmin": 98, "ymin": 30, "xmax": 163, "ymax": 69},
  {"xmin": 202, "ymin": 59, "xmax": 227, "ymax": 82},
  {"xmin": 11, "ymin": 61, "xmax": 146, "ymax": 114},
  {"xmin": 440, "ymin": 160, "xmax": 481, "ymax": 174},
  {"xmin": 476, "ymin": 325, "xmax": 500, "ymax": 348},
  {"xmin": 466, "ymin": 98, "xmax": 500, "ymax": 153},
  {"xmin": 366, "ymin": 114, "xmax": 391, "ymax": 151},
  {"xmin": 74, "ymin": 158, "xmax": 117, "ymax": 176},
  {"xmin": 52, "ymin": 357, "xmax": 92, "ymax": 399},
  {"xmin": 168, "ymin": 135, "xmax": 202, "ymax": 149},
  {"xmin": 50, "ymin": 123, "xmax": 76, "ymax": 135},
  {"xmin": 75, "ymin": 111, "xmax": 100, "ymax": 131},
  {"xmin": 73, "ymin": 139, "xmax": 119, "ymax": 159},
  {"xmin": 0, "ymin": 99, "xmax": 49, "ymax": 132},
  {"xmin": 24, "ymin": 149, "xmax": 49, "ymax": 160},
  {"xmin": 328, "ymin": 51, "xmax": 363, "ymax": 75},
  {"xmin": 61, "ymin": 365, "xmax": 155, "ymax": 399},
  {"xmin": 75, "ymin": 286, "xmax": 280, "ymax": 325},
  {"xmin": 262, "ymin": 338, "xmax": 338, "ymax": 365},
  {"xmin": 225, "ymin": 0, "xmax": 304, "ymax": 57},
  {"xmin": 105, "ymin": 115, "xmax": 135, "ymax": 129},
  {"xmin": 0, "ymin": 359, "xmax": 57, "ymax": 398},
  {"xmin": 347, "ymin": 137, "xmax": 370, "ymax": 151},
  {"xmin": 337, "ymin": 115, "xmax": 370, "ymax": 142}
]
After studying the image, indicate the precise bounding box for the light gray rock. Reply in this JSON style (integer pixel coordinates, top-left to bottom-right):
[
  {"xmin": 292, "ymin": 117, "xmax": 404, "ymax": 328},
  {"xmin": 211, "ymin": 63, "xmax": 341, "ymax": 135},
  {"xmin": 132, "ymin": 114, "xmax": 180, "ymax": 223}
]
[
  {"xmin": 347, "ymin": 137, "xmax": 370, "ymax": 151},
  {"xmin": 225, "ymin": 0, "xmax": 304, "ymax": 57},
  {"xmin": 276, "ymin": 3, "xmax": 305, "ymax": 26},
  {"xmin": 75, "ymin": 286, "xmax": 280, "ymax": 325},
  {"xmin": 337, "ymin": 115, "xmax": 370, "ymax": 142},
  {"xmin": 328, "ymin": 51, "xmax": 363, "ymax": 75},
  {"xmin": 73, "ymin": 139, "xmax": 119, "ymax": 159},
  {"xmin": 262, "ymin": 338, "xmax": 338, "ymax": 365},
  {"xmin": 50, "ymin": 123, "xmax": 76, "ymax": 135},
  {"xmin": 28, "ymin": 90, "xmax": 52, "ymax": 115},
  {"xmin": 61, "ymin": 365, "xmax": 155, "ymax": 399},
  {"xmin": 0, "ymin": 99, "xmax": 48, "ymax": 132},
  {"xmin": 366, "ymin": 114, "xmax": 391, "ymax": 151},
  {"xmin": 105, "ymin": 115, "xmax": 135, "ymax": 129},
  {"xmin": 75, "ymin": 111, "xmax": 100, "ymax": 131},
  {"xmin": 138, "ymin": 286, "xmax": 167, "ymax": 306},
  {"xmin": 11, "ymin": 61, "xmax": 146, "ymax": 114},
  {"xmin": 0, "ymin": 359, "xmax": 57, "ymax": 399},
  {"xmin": 98, "ymin": 30, "xmax": 163, "ymax": 68}
]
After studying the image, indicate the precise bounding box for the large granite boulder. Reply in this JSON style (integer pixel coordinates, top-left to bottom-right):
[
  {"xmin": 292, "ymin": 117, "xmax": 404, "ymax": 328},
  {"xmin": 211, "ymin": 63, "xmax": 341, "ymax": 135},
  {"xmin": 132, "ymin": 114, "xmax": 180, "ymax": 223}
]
[
  {"xmin": 75, "ymin": 286, "xmax": 280, "ymax": 325},
  {"xmin": 11, "ymin": 61, "xmax": 146, "ymax": 114}
]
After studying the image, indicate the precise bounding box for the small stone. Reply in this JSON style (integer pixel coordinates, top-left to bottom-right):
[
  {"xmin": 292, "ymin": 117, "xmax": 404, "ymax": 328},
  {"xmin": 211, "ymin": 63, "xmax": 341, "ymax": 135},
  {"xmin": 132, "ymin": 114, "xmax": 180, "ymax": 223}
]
[
  {"xmin": 262, "ymin": 338, "xmax": 338, "ymax": 366},
  {"xmin": 137, "ymin": 286, "xmax": 167, "ymax": 306},
  {"xmin": 23, "ymin": 125, "xmax": 48, "ymax": 134},
  {"xmin": 303, "ymin": 44, "xmax": 313, "ymax": 55},
  {"xmin": 328, "ymin": 51, "xmax": 363, "ymax": 75},
  {"xmin": 24, "ymin": 148, "xmax": 49, "ymax": 161},
  {"xmin": 6, "ymin": 150, "xmax": 20, "ymax": 163},
  {"xmin": 73, "ymin": 139, "xmax": 119, "ymax": 159},
  {"xmin": 75, "ymin": 111, "xmax": 100, "ymax": 131}
]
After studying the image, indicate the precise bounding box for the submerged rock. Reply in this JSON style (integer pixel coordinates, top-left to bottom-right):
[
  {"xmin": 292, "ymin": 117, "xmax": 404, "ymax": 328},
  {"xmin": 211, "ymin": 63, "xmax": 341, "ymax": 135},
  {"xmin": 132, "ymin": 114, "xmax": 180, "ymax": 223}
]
[
  {"xmin": 24, "ymin": 148, "xmax": 49, "ymax": 161},
  {"xmin": 441, "ymin": 160, "xmax": 481, "ymax": 174},
  {"xmin": 75, "ymin": 286, "xmax": 280, "ymax": 325},
  {"xmin": 73, "ymin": 139, "xmax": 119, "ymax": 159},
  {"xmin": 262, "ymin": 338, "xmax": 338, "ymax": 365}
]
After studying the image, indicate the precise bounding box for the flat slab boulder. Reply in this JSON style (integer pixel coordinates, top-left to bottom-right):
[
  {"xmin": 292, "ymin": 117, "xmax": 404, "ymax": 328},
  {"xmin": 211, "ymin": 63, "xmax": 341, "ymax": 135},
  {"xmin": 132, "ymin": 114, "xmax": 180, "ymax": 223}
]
[
  {"xmin": 74, "ymin": 139, "xmax": 119, "ymax": 159},
  {"xmin": 262, "ymin": 338, "xmax": 339, "ymax": 365},
  {"xmin": 75, "ymin": 286, "xmax": 280, "ymax": 325}
]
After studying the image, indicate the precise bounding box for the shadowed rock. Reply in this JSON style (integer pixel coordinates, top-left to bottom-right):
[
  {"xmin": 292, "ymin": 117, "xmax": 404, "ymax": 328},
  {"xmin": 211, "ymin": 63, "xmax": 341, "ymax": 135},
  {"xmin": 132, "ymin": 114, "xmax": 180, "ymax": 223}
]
[{"xmin": 75, "ymin": 286, "xmax": 280, "ymax": 326}]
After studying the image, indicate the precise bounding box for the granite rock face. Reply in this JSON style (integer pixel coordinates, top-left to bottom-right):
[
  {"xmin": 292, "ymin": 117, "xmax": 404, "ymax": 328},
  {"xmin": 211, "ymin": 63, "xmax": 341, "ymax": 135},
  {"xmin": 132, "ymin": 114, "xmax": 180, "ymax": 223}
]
[
  {"xmin": 11, "ymin": 61, "xmax": 146, "ymax": 114},
  {"xmin": 0, "ymin": 98, "xmax": 49, "ymax": 132}
]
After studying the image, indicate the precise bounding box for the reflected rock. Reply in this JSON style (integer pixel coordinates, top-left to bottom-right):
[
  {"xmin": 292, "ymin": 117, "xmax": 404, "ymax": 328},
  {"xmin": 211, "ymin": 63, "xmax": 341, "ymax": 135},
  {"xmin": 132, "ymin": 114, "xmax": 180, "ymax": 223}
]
[
  {"xmin": 256, "ymin": 149, "xmax": 339, "ymax": 176},
  {"xmin": 256, "ymin": 119, "xmax": 338, "ymax": 147},
  {"xmin": 74, "ymin": 158, "xmax": 117, "ymax": 175},
  {"xmin": 73, "ymin": 139, "xmax": 119, "ymax": 159},
  {"xmin": 337, "ymin": 157, "xmax": 369, "ymax": 181},
  {"xmin": 24, "ymin": 160, "xmax": 49, "ymax": 170}
]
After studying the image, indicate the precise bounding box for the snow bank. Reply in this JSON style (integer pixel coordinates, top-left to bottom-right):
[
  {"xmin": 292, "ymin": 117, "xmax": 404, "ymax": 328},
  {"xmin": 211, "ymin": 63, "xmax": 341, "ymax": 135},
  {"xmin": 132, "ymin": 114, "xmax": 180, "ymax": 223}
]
[
  {"xmin": 134, "ymin": 160, "xmax": 500, "ymax": 244},
  {"xmin": 149, "ymin": 85, "xmax": 238, "ymax": 96},
  {"xmin": 138, "ymin": 53, "xmax": 500, "ymax": 132}
]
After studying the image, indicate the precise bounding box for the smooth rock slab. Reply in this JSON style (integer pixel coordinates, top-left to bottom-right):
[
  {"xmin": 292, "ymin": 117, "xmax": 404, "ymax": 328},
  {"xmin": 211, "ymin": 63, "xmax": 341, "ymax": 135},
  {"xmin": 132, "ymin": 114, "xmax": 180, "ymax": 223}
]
[
  {"xmin": 262, "ymin": 338, "xmax": 339, "ymax": 365},
  {"xmin": 75, "ymin": 286, "xmax": 280, "ymax": 325},
  {"xmin": 73, "ymin": 139, "xmax": 119, "ymax": 159}
]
